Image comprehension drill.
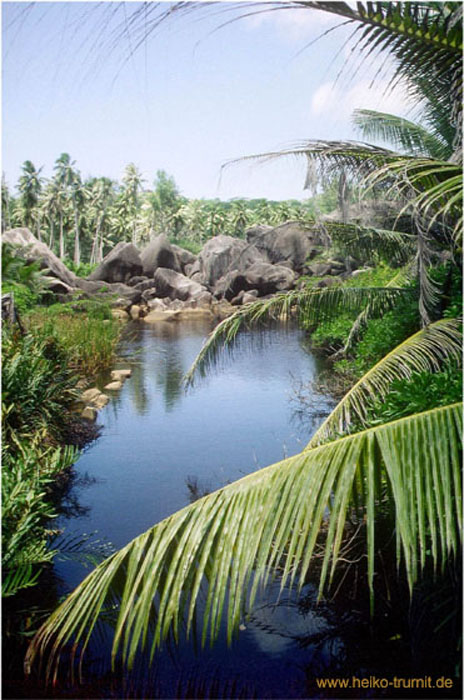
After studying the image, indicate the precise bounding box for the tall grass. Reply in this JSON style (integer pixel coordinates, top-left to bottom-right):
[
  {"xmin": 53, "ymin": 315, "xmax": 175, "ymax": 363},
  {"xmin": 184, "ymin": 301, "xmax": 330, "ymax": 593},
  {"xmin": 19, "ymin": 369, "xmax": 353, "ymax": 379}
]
[{"xmin": 25, "ymin": 301, "xmax": 120, "ymax": 378}]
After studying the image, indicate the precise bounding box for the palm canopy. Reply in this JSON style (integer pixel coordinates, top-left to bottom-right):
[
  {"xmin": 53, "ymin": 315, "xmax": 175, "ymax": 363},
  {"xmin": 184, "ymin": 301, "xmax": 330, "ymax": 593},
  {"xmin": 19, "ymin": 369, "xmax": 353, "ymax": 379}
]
[{"xmin": 26, "ymin": 322, "xmax": 462, "ymax": 680}]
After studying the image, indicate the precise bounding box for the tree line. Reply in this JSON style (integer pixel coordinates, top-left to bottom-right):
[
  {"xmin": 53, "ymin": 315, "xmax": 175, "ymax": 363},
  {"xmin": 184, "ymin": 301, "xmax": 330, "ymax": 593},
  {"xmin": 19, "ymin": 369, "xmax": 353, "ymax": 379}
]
[{"xmin": 2, "ymin": 156, "xmax": 341, "ymax": 265}]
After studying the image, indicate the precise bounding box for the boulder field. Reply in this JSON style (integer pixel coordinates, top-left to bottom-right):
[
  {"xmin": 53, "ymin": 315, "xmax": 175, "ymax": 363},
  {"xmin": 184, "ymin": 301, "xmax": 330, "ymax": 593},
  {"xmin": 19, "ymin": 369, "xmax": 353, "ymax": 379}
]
[{"xmin": 3, "ymin": 223, "xmax": 360, "ymax": 322}]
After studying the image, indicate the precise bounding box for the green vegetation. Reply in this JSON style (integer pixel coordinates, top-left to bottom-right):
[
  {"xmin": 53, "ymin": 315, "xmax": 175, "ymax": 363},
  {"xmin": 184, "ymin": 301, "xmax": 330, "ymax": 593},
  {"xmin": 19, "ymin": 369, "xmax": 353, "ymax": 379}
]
[
  {"xmin": 2, "ymin": 330, "xmax": 79, "ymax": 596},
  {"xmin": 26, "ymin": 303, "xmax": 119, "ymax": 378}
]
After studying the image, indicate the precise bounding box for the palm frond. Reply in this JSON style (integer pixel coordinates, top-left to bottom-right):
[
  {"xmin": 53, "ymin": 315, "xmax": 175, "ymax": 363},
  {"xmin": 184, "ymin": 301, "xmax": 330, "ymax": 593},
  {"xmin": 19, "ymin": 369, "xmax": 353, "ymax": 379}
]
[
  {"xmin": 185, "ymin": 285, "xmax": 413, "ymax": 385},
  {"xmin": 365, "ymin": 157, "xmax": 463, "ymax": 243},
  {"xmin": 324, "ymin": 220, "xmax": 417, "ymax": 265},
  {"xmin": 221, "ymin": 140, "xmax": 399, "ymax": 188},
  {"xmin": 307, "ymin": 318, "xmax": 462, "ymax": 448},
  {"xmin": 352, "ymin": 109, "xmax": 451, "ymax": 160},
  {"xmin": 338, "ymin": 262, "xmax": 417, "ymax": 355},
  {"xmin": 27, "ymin": 402, "xmax": 462, "ymax": 680}
]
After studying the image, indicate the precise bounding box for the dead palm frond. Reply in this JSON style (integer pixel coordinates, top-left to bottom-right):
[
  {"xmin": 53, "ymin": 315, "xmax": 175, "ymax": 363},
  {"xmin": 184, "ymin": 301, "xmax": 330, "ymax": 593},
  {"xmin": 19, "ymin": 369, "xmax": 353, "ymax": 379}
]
[{"xmin": 26, "ymin": 402, "xmax": 462, "ymax": 681}]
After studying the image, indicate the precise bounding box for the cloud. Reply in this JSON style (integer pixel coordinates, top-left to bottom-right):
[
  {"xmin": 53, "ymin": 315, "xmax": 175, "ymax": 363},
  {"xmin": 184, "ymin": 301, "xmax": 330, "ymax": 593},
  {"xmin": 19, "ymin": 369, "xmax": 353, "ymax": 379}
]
[
  {"xmin": 310, "ymin": 77, "xmax": 412, "ymax": 124},
  {"xmin": 244, "ymin": 6, "xmax": 343, "ymax": 43}
]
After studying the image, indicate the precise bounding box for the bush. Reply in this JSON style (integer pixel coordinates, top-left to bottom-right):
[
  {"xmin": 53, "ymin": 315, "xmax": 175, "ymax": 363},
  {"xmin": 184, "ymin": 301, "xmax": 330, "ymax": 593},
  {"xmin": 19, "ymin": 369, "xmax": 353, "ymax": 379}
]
[
  {"xmin": 2, "ymin": 331, "xmax": 78, "ymax": 444},
  {"xmin": 2, "ymin": 439, "xmax": 76, "ymax": 597},
  {"xmin": 64, "ymin": 260, "xmax": 97, "ymax": 278},
  {"xmin": 366, "ymin": 366, "xmax": 463, "ymax": 426}
]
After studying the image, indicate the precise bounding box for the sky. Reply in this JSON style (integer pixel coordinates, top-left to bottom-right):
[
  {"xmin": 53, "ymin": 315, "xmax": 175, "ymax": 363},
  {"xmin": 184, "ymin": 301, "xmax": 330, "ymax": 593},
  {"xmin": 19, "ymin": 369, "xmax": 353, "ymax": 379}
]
[{"xmin": 2, "ymin": 1, "xmax": 413, "ymax": 201}]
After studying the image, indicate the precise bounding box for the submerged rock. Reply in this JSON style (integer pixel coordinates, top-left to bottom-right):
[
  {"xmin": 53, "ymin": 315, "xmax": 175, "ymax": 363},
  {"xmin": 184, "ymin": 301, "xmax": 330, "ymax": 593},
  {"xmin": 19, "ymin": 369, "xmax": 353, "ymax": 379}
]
[{"xmin": 104, "ymin": 380, "xmax": 123, "ymax": 391}]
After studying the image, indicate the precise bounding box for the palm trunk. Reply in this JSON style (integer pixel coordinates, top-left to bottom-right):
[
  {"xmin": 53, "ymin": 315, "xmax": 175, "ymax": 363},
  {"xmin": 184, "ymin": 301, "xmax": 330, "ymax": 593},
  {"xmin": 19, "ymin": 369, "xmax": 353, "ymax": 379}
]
[
  {"xmin": 36, "ymin": 212, "xmax": 42, "ymax": 242},
  {"xmin": 49, "ymin": 220, "xmax": 55, "ymax": 250},
  {"xmin": 59, "ymin": 212, "xmax": 65, "ymax": 260},
  {"xmin": 73, "ymin": 197, "xmax": 80, "ymax": 266}
]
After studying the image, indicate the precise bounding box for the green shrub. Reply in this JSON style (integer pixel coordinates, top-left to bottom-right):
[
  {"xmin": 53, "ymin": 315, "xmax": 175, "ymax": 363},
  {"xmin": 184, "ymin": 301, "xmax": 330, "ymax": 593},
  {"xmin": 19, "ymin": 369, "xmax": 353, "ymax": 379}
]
[
  {"xmin": 366, "ymin": 366, "xmax": 463, "ymax": 426},
  {"xmin": 310, "ymin": 316, "xmax": 354, "ymax": 351},
  {"xmin": 2, "ymin": 331, "xmax": 78, "ymax": 443},
  {"xmin": 63, "ymin": 260, "xmax": 97, "ymax": 278},
  {"xmin": 2, "ymin": 439, "xmax": 77, "ymax": 597},
  {"xmin": 171, "ymin": 237, "xmax": 202, "ymax": 255}
]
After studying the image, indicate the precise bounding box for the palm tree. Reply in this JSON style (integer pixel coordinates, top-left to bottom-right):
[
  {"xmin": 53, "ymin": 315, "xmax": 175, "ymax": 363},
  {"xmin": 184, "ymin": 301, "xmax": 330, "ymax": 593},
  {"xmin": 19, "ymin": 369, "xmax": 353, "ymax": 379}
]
[
  {"xmin": 2, "ymin": 175, "xmax": 12, "ymax": 232},
  {"xmin": 85, "ymin": 178, "xmax": 115, "ymax": 264},
  {"xmin": 26, "ymin": 0, "xmax": 462, "ymax": 680},
  {"xmin": 53, "ymin": 153, "xmax": 76, "ymax": 260},
  {"xmin": 122, "ymin": 163, "xmax": 144, "ymax": 245},
  {"xmin": 17, "ymin": 160, "xmax": 43, "ymax": 239},
  {"xmin": 40, "ymin": 180, "xmax": 61, "ymax": 251}
]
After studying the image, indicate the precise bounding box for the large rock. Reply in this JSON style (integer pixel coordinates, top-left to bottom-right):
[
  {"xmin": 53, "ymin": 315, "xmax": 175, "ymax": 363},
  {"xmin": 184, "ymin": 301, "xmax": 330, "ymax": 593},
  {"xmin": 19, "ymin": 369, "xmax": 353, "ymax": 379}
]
[
  {"xmin": 246, "ymin": 221, "xmax": 324, "ymax": 272},
  {"xmin": 214, "ymin": 262, "xmax": 296, "ymax": 300},
  {"xmin": 191, "ymin": 235, "xmax": 265, "ymax": 289},
  {"xmin": 171, "ymin": 244, "xmax": 197, "ymax": 273},
  {"xmin": 153, "ymin": 267, "xmax": 212, "ymax": 303},
  {"xmin": 75, "ymin": 279, "xmax": 142, "ymax": 304},
  {"xmin": 89, "ymin": 242, "xmax": 143, "ymax": 284},
  {"xmin": 2, "ymin": 228, "xmax": 78, "ymax": 287},
  {"xmin": 244, "ymin": 262, "xmax": 296, "ymax": 295},
  {"xmin": 141, "ymin": 235, "xmax": 182, "ymax": 276}
]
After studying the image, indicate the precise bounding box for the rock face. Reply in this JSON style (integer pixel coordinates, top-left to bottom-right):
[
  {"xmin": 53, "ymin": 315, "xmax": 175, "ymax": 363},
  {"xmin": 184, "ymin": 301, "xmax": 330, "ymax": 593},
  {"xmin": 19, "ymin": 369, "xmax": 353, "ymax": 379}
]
[
  {"xmin": 141, "ymin": 235, "xmax": 182, "ymax": 276},
  {"xmin": 153, "ymin": 267, "xmax": 212, "ymax": 303},
  {"xmin": 214, "ymin": 263, "xmax": 295, "ymax": 300},
  {"xmin": 189, "ymin": 235, "xmax": 264, "ymax": 288},
  {"xmin": 246, "ymin": 221, "xmax": 324, "ymax": 272},
  {"xmin": 3, "ymin": 228, "xmax": 78, "ymax": 287},
  {"xmin": 170, "ymin": 244, "xmax": 197, "ymax": 273},
  {"xmin": 245, "ymin": 262, "xmax": 296, "ymax": 295},
  {"xmin": 88, "ymin": 242, "xmax": 143, "ymax": 284}
]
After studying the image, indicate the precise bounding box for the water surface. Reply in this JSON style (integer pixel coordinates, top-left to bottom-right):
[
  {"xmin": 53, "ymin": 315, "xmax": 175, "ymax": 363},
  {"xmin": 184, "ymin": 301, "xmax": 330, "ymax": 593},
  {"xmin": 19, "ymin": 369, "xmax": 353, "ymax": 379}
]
[{"xmin": 56, "ymin": 318, "xmax": 337, "ymax": 697}]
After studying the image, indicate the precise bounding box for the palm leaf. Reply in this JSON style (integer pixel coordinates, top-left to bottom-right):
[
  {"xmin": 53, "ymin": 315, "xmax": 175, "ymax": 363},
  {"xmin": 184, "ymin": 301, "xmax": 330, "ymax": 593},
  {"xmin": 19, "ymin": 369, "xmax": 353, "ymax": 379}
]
[
  {"xmin": 352, "ymin": 109, "xmax": 451, "ymax": 160},
  {"xmin": 307, "ymin": 318, "xmax": 462, "ymax": 448},
  {"xmin": 185, "ymin": 285, "xmax": 413, "ymax": 385},
  {"xmin": 365, "ymin": 157, "xmax": 463, "ymax": 242},
  {"xmin": 324, "ymin": 220, "xmax": 417, "ymax": 265},
  {"xmin": 338, "ymin": 261, "xmax": 417, "ymax": 355},
  {"xmin": 27, "ymin": 402, "xmax": 462, "ymax": 680}
]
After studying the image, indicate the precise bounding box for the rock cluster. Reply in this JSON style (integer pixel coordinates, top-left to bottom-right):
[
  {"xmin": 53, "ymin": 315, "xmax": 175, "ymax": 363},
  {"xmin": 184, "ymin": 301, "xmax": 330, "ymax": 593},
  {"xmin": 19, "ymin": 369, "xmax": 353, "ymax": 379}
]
[
  {"xmin": 3, "ymin": 224, "xmax": 360, "ymax": 322},
  {"xmin": 79, "ymin": 369, "xmax": 132, "ymax": 421}
]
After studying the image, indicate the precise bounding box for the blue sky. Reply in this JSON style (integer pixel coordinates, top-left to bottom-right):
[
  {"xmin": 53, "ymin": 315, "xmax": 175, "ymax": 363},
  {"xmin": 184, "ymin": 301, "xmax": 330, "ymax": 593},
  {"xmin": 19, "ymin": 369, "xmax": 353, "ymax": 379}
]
[{"xmin": 2, "ymin": 2, "xmax": 412, "ymax": 200}]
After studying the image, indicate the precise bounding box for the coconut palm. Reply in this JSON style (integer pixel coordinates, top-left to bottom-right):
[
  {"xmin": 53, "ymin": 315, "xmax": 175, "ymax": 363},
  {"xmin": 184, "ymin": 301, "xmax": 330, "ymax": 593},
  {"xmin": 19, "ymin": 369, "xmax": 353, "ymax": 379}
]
[
  {"xmin": 18, "ymin": 160, "xmax": 43, "ymax": 239},
  {"xmin": 2, "ymin": 175, "xmax": 12, "ymax": 232},
  {"xmin": 121, "ymin": 163, "xmax": 145, "ymax": 245},
  {"xmin": 85, "ymin": 178, "xmax": 116, "ymax": 264}
]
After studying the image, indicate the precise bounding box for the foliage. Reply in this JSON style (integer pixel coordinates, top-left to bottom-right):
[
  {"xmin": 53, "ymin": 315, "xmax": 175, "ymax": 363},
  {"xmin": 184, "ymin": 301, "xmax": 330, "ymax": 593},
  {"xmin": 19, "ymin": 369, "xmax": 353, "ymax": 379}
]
[
  {"xmin": 2, "ymin": 438, "xmax": 76, "ymax": 597},
  {"xmin": 366, "ymin": 366, "xmax": 463, "ymax": 427},
  {"xmin": 64, "ymin": 260, "xmax": 97, "ymax": 278},
  {"xmin": 25, "ymin": 308, "xmax": 119, "ymax": 377},
  {"xmin": 308, "ymin": 318, "xmax": 462, "ymax": 448},
  {"xmin": 2, "ymin": 330, "xmax": 78, "ymax": 444},
  {"xmin": 1, "ymin": 242, "xmax": 50, "ymax": 313},
  {"xmin": 2, "ymin": 329, "xmax": 80, "ymax": 597}
]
